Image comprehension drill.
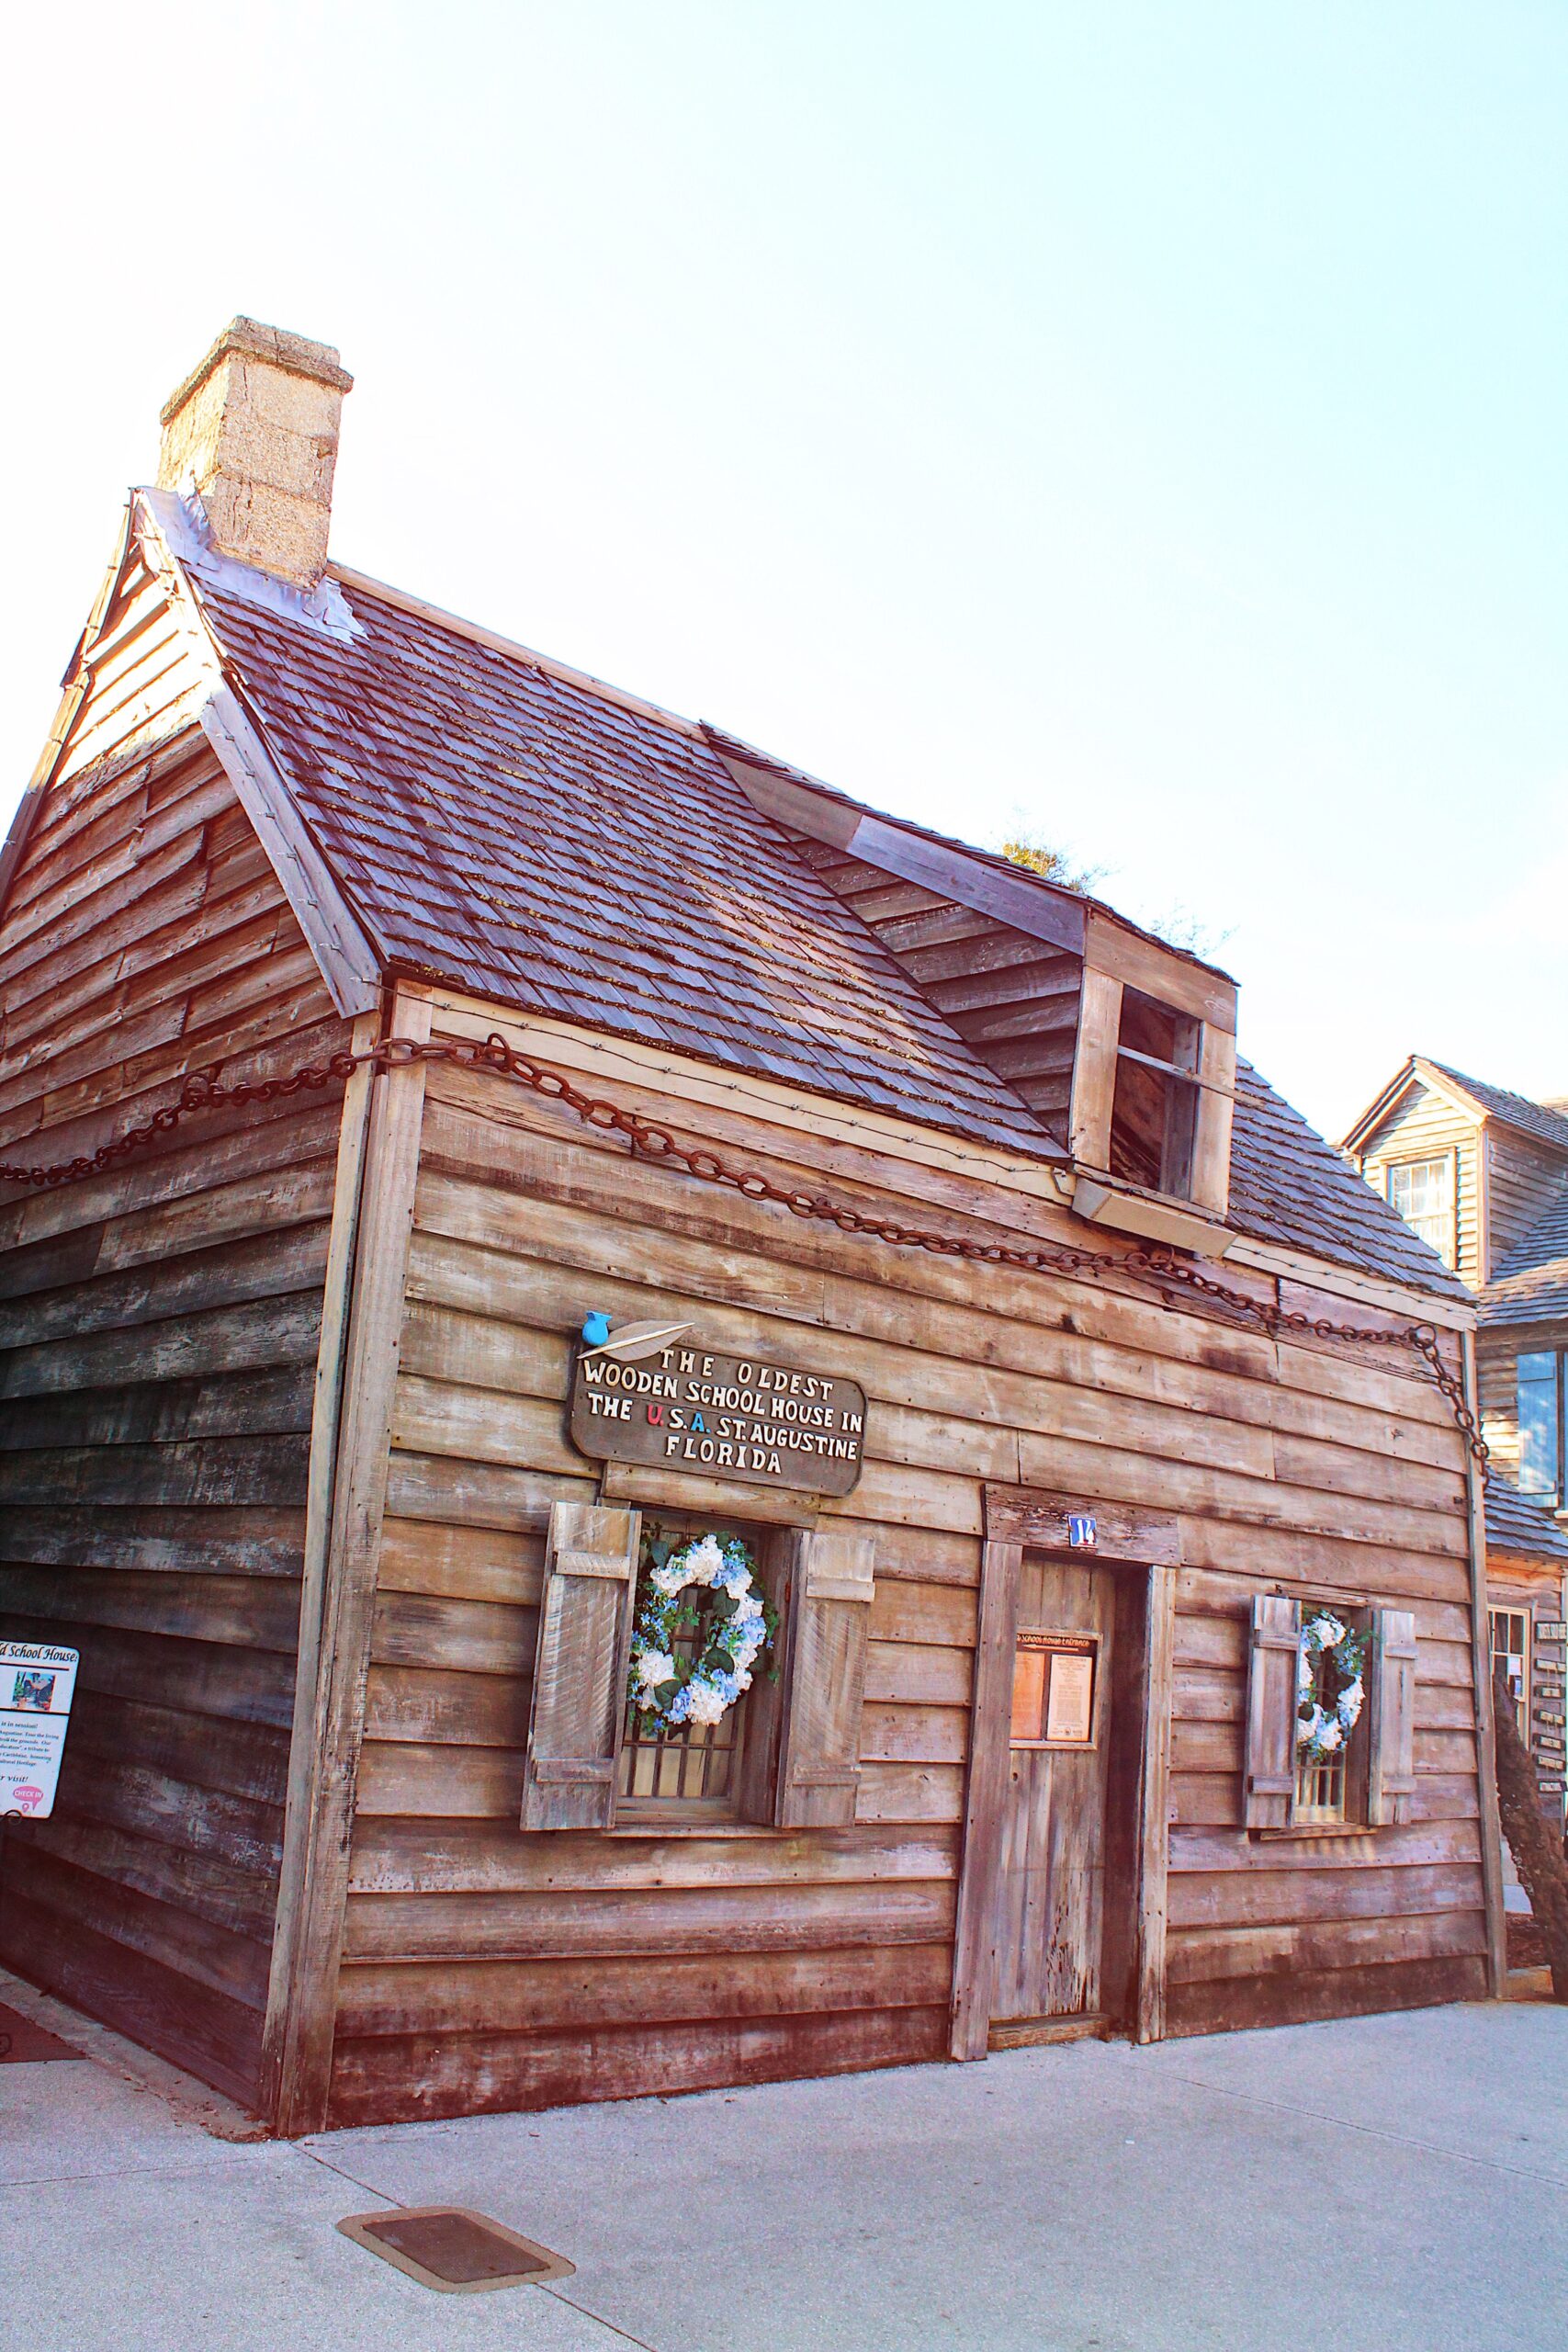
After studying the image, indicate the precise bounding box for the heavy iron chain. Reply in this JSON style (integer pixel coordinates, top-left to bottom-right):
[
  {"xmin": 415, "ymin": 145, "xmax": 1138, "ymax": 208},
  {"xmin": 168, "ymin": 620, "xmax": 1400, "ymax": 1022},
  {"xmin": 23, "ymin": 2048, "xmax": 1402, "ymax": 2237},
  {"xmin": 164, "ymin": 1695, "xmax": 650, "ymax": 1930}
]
[{"xmin": 1, "ymin": 1027, "xmax": 1490, "ymax": 1477}]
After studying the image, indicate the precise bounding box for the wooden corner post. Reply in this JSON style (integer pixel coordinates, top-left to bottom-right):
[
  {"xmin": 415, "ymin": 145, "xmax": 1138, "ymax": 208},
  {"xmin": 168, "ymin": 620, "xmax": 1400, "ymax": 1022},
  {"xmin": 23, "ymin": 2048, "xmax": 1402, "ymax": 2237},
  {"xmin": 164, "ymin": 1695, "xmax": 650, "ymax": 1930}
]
[
  {"xmin": 1134, "ymin": 1562, "xmax": 1176, "ymax": 2043},
  {"xmin": 1462, "ymin": 1330, "xmax": 1508, "ymax": 1997},
  {"xmin": 265, "ymin": 989, "xmax": 432, "ymax": 2135},
  {"xmin": 949, "ymin": 1530, "xmax": 1021, "ymax": 2061},
  {"xmin": 257, "ymin": 1009, "xmax": 378, "ymax": 2122}
]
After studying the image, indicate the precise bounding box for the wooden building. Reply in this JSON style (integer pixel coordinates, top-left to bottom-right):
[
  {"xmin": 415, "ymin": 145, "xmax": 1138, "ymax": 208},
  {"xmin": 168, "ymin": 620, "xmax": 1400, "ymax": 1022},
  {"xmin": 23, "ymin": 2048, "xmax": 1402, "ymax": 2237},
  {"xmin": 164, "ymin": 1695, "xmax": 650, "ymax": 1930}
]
[
  {"xmin": 1478, "ymin": 1480, "xmax": 1568, "ymax": 1844},
  {"xmin": 1344, "ymin": 1055, "xmax": 1568, "ymax": 1294},
  {"xmin": 0, "ymin": 321, "xmax": 1506, "ymax": 2132},
  {"xmin": 1347, "ymin": 1058, "xmax": 1568, "ymax": 1825}
]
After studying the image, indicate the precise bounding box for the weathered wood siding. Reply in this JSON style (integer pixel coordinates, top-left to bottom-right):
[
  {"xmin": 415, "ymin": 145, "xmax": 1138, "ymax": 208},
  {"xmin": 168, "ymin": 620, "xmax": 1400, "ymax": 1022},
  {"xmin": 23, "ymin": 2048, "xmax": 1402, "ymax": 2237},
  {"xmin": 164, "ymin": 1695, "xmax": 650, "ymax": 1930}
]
[
  {"xmin": 1484, "ymin": 1126, "xmax": 1568, "ymax": 1276},
  {"xmin": 328, "ymin": 1012, "xmax": 1486, "ymax": 2123},
  {"xmin": 0, "ymin": 682, "xmax": 351, "ymax": 2109},
  {"xmin": 1477, "ymin": 1340, "xmax": 1518, "ymax": 1483},
  {"xmin": 1357, "ymin": 1087, "xmax": 1477, "ymax": 1284}
]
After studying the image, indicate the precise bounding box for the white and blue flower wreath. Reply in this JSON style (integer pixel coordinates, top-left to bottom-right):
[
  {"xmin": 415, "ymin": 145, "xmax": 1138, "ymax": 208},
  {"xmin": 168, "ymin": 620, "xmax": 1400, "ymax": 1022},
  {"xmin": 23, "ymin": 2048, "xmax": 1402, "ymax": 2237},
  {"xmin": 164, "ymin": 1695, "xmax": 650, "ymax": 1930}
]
[
  {"xmin": 627, "ymin": 1527, "xmax": 776, "ymax": 1734},
  {"xmin": 1297, "ymin": 1609, "xmax": 1369, "ymax": 1762}
]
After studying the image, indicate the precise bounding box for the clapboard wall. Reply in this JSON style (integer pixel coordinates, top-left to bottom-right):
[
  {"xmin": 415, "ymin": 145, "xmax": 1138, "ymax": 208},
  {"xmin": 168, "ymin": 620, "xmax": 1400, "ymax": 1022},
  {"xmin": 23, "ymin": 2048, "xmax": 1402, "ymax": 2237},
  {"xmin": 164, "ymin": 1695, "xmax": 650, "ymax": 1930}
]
[
  {"xmin": 325, "ymin": 1000, "xmax": 1488, "ymax": 2125},
  {"xmin": 1485, "ymin": 1127, "xmax": 1568, "ymax": 1278},
  {"xmin": 0, "ymin": 689, "xmax": 351, "ymax": 2108}
]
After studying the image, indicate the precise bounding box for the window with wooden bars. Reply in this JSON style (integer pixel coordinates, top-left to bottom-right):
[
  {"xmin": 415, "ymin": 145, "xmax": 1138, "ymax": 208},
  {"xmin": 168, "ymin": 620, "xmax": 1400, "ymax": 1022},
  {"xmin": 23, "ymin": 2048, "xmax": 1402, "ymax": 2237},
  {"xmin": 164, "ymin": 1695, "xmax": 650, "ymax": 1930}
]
[
  {"xmin": 519, "ymin": 1503, "xmax": 876, "ymax": 1835},
  {"xmin": 1244, "ymin": 1597, "xmax": 1416, "ymax": 1832},
  {"xmin": 1293, "ymin": 1629, "xmax": 1355, "ymax": 1826},
  {"xmin": 618, "ymin": 1563, "xmax": 752, "ymax": 1817}
]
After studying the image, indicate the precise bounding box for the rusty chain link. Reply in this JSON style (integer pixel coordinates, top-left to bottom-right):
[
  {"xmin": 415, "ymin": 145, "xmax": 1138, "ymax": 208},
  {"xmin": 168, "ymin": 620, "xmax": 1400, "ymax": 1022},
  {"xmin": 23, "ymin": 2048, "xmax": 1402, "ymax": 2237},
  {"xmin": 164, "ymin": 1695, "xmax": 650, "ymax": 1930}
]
[{"xmin": 1, "ymin": 1027, "xmax": 1490, "ymax": 1477}]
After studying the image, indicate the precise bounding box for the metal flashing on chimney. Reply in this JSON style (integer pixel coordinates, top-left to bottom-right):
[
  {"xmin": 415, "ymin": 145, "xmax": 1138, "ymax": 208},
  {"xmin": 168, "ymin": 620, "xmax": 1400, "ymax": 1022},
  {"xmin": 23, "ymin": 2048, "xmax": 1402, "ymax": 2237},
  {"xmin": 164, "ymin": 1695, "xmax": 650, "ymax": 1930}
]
[{"xmin": 142, "ymin": 484, "xmax": 363, "ymax": 642}]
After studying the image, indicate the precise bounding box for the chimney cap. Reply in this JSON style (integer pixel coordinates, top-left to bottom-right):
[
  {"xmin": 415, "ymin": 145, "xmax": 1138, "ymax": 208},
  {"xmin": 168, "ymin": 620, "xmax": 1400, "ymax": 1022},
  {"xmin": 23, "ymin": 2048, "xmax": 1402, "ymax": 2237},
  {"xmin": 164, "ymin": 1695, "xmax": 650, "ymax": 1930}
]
[{"xmin": 159, "ymin": 316, "xmax": 353, "ymax": 427}]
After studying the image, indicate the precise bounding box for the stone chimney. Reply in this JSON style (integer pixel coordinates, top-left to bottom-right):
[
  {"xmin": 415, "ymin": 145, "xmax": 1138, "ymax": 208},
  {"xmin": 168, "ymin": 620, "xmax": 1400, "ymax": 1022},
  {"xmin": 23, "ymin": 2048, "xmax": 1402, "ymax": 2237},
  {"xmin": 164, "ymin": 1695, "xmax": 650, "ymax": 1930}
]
[{"xmin": 156, "ymin": 318, "xmax": 353, "ymax": 588}]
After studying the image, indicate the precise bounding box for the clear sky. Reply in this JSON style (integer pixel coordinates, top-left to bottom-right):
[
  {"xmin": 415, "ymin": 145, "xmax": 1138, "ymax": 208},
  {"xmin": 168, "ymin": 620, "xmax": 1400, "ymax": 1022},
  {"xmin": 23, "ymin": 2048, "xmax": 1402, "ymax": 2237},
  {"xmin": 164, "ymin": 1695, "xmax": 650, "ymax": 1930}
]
[{"xmin": 5, "ymin": 3, "xmax": 1564, "ymax": 1142}]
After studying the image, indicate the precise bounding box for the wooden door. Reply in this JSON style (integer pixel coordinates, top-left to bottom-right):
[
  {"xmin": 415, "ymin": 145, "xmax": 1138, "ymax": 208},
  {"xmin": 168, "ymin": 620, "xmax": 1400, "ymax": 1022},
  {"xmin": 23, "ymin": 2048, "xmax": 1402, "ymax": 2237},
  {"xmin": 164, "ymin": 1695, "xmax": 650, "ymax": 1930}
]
[{"xmin": 991, "ymin": 1556, "xmax": 1116, "ymax": 2025}]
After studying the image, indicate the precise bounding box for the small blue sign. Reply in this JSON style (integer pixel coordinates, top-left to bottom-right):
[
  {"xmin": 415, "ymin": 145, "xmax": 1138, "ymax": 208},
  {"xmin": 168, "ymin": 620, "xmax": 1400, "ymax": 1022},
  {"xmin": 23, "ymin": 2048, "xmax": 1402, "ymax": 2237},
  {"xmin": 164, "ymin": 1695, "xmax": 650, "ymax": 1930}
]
[{"xmin": 1067, "ymin": 1513, "xmax": 1097, "ymax": 1550}]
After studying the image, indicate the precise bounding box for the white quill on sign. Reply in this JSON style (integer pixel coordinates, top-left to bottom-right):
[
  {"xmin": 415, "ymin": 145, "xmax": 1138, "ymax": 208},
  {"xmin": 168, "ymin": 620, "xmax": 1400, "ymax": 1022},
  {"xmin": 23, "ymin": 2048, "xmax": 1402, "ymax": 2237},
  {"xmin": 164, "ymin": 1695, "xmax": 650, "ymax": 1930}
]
[{"xmin": 581, "ymin": 1319, "xmax": 694, "ymax": 1363}]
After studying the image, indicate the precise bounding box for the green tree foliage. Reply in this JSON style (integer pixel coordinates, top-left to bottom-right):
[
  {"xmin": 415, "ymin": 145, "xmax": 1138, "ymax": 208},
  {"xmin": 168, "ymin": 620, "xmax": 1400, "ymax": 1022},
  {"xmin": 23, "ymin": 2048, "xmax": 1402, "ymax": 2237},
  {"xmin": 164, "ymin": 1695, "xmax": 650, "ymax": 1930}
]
[
  {"xmin": 998, "ymin": 827, "xmax": 1233, "ymax": 964},
  {"xmin": 998, "ymin": 830, "xmax": 1104, "ymax": 895}
]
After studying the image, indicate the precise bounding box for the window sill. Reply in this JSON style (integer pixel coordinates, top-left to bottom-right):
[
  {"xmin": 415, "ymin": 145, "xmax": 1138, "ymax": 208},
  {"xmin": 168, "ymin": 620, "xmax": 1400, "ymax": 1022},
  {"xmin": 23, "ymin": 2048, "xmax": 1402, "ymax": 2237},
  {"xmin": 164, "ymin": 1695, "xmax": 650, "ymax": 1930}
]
[
  {"xmin": 1253, "ymin": 1823, "xmax": 1372, "ymax": 1841},
  {"xmin": 606, "ymin": 1814, "xmax": 776, "ymax": 1838},
  {"xmin": 1070, "ymin": 1174, "xmax": 1233, "ymax": 1259}
]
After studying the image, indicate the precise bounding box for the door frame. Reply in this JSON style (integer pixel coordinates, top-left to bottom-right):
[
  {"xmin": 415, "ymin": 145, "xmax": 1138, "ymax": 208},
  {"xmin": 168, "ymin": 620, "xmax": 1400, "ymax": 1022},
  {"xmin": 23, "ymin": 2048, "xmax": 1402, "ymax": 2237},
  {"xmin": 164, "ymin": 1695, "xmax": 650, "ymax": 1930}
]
[{"xmin": 949, "ymin": 1483, "xmax": 1181, "ymax": 2060}]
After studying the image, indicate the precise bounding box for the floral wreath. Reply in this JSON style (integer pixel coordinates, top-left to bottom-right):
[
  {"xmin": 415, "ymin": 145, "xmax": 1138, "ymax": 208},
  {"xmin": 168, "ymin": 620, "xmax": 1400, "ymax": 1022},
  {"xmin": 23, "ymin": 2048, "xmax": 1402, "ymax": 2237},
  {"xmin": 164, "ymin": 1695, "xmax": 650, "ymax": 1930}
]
[
  {"xmin": 1297, "ymin": 1609, "xmax": 1369, "ymax": 1761},
  {"xmin": 627, "ymin": 1526, "xmax": 776, "ymax": 1734}
]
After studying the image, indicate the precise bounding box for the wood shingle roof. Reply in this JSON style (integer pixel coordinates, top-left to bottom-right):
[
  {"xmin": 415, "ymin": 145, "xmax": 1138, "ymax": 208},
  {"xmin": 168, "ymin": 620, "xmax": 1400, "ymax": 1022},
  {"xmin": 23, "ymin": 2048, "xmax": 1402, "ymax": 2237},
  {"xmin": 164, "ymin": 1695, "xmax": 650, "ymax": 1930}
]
[
  {"xmin": 1481, "ymin": 1179, "xmax": 1568, "ymax": 1326},
  {"xmin": 197, "ymin": 572, "xmax": 1055, "ymax": 1159},
  {"xmin": 1424, "ymin": 1061, "xmax": 1568, "ymax": 1158},
  {"xmin": 172, "ymin": 548, "xmax": 1467, "ymax": 1301},
  {"xmin": 1483, "ymin": 1474, "xmax": 1568, "ymax": 1561}
]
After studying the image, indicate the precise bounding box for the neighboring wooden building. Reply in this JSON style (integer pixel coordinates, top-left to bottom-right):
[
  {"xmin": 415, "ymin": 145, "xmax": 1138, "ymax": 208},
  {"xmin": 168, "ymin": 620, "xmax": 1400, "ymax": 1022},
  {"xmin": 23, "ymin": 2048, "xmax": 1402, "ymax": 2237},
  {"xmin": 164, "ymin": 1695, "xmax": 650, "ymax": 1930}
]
[
  {"xmin": 0, "ymin": 321, "xmax": 1506, "ymax": 2132},
  {"xmin": 1480, "ymin": 1481, "xmax": 1568, "ymax": 1836},
  {"xmin": 1347, "ymin": 1058, "xmax": 1568, "ymax": 1826},
  {"xmin": 1344, "ymin": 1055, "xmax": 1568, "ymax": 1293}
]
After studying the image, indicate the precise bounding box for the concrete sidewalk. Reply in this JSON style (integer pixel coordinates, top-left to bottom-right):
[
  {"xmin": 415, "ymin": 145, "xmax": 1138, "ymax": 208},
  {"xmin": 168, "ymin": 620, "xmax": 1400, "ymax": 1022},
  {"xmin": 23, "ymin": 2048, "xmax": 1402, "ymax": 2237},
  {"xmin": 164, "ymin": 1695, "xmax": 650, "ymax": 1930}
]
[{"xmin": 2, "ymin": 1995, "xmax": 1563, "ymax": 2352}]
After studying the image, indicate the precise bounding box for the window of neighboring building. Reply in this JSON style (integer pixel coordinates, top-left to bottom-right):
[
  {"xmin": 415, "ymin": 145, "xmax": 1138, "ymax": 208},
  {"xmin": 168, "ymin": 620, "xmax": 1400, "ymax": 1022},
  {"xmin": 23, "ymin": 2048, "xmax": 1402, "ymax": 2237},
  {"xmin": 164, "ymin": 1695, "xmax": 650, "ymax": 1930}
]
[
  {"xmin": 1490, "ymin": 1608, "xmax": 1531, "ymax": 1739},
  {"xmin": 1386, "ymin": 1156, "xmax": 1455, "ymax": 1264},
  {"xmin": 1109, "ymin": 987, "xmax": 1202, "ymax": 1199},
  {"xmin": 1517, "ymin": 1351, "xmax": 1562, "ymax": 1505}
]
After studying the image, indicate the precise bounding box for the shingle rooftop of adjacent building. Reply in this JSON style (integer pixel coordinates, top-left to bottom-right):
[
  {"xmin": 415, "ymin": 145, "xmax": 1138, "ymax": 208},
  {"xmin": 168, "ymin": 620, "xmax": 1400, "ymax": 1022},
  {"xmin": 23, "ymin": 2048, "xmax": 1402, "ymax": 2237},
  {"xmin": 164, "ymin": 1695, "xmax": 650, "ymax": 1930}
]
[
  {"xmin": 1480, "ymin": 1178, "xmax": 1568, "ymax": 1327},
  {"xmin": 1425, "ymin": 1062, "xmax": 1568, "ymax": 1158},
  {"xmin": 1227, "ymin": 1063, "xmax": 1468, "ymax": 1300},
  {"xmin": 1483, "ymin": 1473, "xmax": 1568, "ymax": 1562},
  {"xmin": 182, "ymin": 552, "xmax": 1467, "ymax": 1301}
]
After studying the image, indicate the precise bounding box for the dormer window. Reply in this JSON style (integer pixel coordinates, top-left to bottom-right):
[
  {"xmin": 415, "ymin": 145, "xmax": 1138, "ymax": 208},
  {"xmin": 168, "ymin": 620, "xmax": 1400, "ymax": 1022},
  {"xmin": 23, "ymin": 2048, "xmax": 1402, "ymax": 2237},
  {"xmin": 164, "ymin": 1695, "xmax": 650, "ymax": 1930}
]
[
  {"xmin": 1110, "ymin": 989, "xmax": 1202, "ymax": 1198},
  {"xmin": 1068, "ymin": 920, "xmax": 1237, "ymax": 1228}
]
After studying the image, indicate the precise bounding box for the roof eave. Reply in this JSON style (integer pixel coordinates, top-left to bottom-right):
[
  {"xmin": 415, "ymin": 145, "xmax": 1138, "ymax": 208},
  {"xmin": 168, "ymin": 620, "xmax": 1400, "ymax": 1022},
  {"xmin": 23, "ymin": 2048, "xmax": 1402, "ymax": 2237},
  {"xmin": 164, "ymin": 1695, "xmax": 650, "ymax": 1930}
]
[
  {"xmin": 704, "ymin": 725, "xmax": 1237, "ymax": 989},
  {"xmin": 133, "ymin": 490, "xmax": 383, "ymax": 1020},
  {"xmin": 0, "ymin": 503, "xmax": 138, "ymax": 933}
]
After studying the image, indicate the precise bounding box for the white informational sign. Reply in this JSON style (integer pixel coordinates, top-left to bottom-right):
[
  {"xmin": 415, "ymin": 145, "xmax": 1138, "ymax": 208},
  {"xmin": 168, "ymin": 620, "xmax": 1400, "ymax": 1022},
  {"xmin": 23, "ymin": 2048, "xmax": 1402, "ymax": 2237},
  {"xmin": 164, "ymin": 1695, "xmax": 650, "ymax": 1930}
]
[
  {"xmin": 0, "ymin": 1643, "xmax": 80, "ymax": 1819},
  {"xmin": 1045, "ymin": 1651, "xmax": 1095, "ymax": 1743}
]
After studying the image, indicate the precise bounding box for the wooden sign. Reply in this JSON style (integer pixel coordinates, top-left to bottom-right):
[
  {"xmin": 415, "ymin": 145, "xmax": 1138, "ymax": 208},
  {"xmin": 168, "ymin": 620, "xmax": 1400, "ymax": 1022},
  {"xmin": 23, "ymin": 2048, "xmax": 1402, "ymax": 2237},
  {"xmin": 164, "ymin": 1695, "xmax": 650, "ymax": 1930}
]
[{"xmin": 569, "ymin": 1338, "xmax": 867, "ymax": 1497}]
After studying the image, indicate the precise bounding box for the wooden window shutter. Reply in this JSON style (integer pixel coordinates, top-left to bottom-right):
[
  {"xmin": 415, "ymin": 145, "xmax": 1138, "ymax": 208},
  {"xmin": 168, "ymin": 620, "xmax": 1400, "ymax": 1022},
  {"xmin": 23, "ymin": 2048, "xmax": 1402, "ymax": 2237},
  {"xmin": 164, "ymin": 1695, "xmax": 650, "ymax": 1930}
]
[
  {"xmin": 773, "ymin": 1527, "xmax": 875, "ymax": 1829},
  {"xmin": 1367, "ymin": 1608, "xmax": 1418, "ymax": 1826},
  {"xmin": 1244, "ymin": 1592, "xmax": 1301, "ymax": 1829},
  {"xmin": 520, "ymin": 1503, "xmax": 640, "ymax": 1831}
]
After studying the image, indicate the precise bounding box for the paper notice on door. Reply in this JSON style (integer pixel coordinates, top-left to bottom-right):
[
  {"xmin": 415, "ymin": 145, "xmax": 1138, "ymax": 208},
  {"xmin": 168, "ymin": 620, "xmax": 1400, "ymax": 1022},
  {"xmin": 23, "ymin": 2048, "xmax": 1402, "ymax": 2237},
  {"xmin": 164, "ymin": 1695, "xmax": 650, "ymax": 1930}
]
[
  {"xmin": 1045, "ymin": 1650, "xmax": 1094, "ymax": 1744},
  {"xmin": 0, "ymin": 1643, "xmax": 79, "ymax": 1820}
]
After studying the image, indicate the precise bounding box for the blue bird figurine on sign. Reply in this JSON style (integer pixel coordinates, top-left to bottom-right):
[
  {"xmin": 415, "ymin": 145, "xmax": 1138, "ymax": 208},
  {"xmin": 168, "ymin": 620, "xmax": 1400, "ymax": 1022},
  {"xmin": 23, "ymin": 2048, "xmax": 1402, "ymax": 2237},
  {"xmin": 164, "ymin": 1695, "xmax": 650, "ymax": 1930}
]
[{"xmin": 581, "ymin": 1311, "xmax": 612, "ymax": 1348}]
